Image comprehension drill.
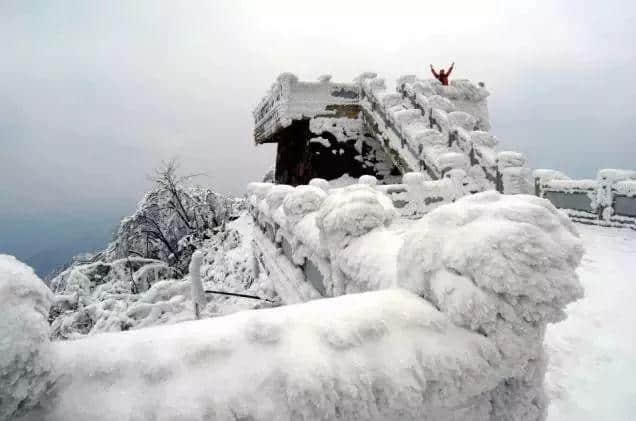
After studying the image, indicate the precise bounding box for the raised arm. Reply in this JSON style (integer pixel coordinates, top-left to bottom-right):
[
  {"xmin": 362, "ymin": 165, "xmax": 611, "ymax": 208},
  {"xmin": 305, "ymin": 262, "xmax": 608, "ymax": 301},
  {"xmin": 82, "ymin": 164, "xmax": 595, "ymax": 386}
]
[
  {"xmin": 447, "ymin": 62, "xmax": 455, "ymax": 76},
  {"xmin": 430, "ymin": 64, "xmax": 439, "ymax": 78}
]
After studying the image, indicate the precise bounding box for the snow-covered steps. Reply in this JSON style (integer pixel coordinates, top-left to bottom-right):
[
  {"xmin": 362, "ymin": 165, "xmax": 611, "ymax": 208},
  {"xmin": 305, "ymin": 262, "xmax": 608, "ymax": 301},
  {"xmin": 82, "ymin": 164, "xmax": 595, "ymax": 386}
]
[{"xmin": 396, "ymin": 76, "xmax": 506, "ymax": 190}]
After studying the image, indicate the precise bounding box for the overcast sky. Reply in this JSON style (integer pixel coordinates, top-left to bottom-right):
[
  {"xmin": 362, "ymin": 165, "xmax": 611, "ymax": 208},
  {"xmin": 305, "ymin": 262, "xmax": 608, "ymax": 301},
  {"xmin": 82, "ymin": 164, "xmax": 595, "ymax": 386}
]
[{"xmin": 1, "ymin": 0, "xmax": 635, "ymax": 270}]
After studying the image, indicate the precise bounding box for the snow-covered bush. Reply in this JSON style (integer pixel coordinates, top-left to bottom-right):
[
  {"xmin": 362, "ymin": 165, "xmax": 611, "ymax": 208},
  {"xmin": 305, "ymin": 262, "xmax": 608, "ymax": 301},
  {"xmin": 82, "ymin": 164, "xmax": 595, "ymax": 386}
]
[{"xmin": 48, "ymin": 213, "xmax": 275, "ymax": 340}]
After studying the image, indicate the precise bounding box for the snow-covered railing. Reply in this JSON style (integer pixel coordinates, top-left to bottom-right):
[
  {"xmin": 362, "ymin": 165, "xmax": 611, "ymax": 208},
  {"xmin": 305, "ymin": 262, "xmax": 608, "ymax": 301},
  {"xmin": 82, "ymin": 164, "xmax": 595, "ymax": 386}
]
[
  {"xmin": 357, "ymin": 73, "xmax": 476, "ymax": 180},
  {"xmin": 535, "ymin": 168, "xmax": 636, "ymax": 230},
  {"xmin": 396, "ymin": 76, "xmax": 508, "ymax": 190},
  {"xmin": 234, "ymin": 183, "xmax": 586, "ymax": 420},
  {"xmin": 253, "ymin": 73, "xmax": 360, "ymax": 143},
  {"xmin": 356, "ymin": 74, "xmax": 428, "ymax": 174},
  {"xmin": 247, "ymin": 175, "xmax": 474, "ymax": 302},
  {"xmin": 396, "ymin": 75, "xmax": 491, "ymax": 129},
  {"xmin": 2, "ymin": 209, "xmax": 583, "ymax": 421}
]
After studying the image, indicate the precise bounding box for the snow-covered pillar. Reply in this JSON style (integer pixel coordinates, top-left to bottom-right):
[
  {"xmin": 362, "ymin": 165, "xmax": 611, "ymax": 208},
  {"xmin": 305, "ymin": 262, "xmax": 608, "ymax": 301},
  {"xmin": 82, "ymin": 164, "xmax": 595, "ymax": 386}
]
[
  {"xmin": 189, "ymin": 251, "xmax": 205, "ymax": 320},
  {"xmin": 315, "ymin": 184, "xmax": 398, "ymax": 296},
  {"xmin": 397, "ymin": 191, "xmax": 584, "ymax": 419},
  {"xmin": 497, "ymin": 151, "xmax": 533, "ymax": 194},
  {"xmin": 591, "ymin": 169, "xmax": 636, "ymax": 220}
]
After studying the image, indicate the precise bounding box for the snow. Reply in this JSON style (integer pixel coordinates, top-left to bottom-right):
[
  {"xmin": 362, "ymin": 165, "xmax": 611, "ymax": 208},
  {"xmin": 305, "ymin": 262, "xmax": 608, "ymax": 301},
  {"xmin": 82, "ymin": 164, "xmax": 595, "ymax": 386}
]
[
  {"xmin": 471, "ymin": 130, "xmax": 498, "ymax": 148},
  {"xmin": 402, "ymin": 171, "xmax": 464, "ymax": 215},
  {"xmin": 428, "ymin": 94, "xmax": 456, "ymax": 113},
  {"xmin": 0, "ymin": 255, "xmax": 55, "ymax": 421},
  {"xmin": 448, "ymin": 111, "xmax": 477, "ymax": 131},
  {"xmin": 253, "ymin": 73, "xmax": 360, "ymax": 142},
  {"xmin": 534, "ymin": 169, "xmax": 571, "ymax": 183},
  {"xmin": 598, "ymin": 169, "xmax": 636, "ymax": 182},
  {"xmin": 308, "ymin": 177, "xmax": 330, "ymax": 191},
  {"xmin": 544, "ymin": 179, "xmax": 597, "ymax": 192},
  {"xmin": 326, "ymin": 173, "xmax": 358, "ymax": 188},
  {"xmin": 282, "ymin": 185, "xmax": 327, "ymax": 218},
  {"xmin": 309, "ymin": 117, "xmax": 362, "ymax": 144},
  {"xmin": 16, "ymin": 289, "xmax": 510, "ymax": 421},
  {"xmin": 397, "ymin": 191, "xmax": 583, "ymax": 311},
  {"xmin": 316, "ymin": 184, "xmax": 397, "ymax": 240},
  {"xmin": 309, "ymin": 136, "xmax": 332, "ymax": 147},
  {"xmin": 189, "ymin": 251, "xmax": 205, "ymax": 309},
  {"xmin": 437, "ymin": 151, "xmax": 469, "ymax": 171},
  {"xmin": 48, "ymin": 212, "xmax": 276, "ymax": 339},
  {"xmin": 11, "ymin": 190, "xmax": 636, "ymax": 421},
  {"xmin": 397, "ymin": 192, "xmax": 584, "ymax": 418},
  {"xmin": 4, "ymin": 190, "xmax": 593, "ymax": 421},
  {"xmin": 546, "ymin": 224, "xmax": 636, "ymax": 421},
  {"xmin": 592, "ymin": 169, "xmax": 636, "ymax": 212},
  {"xmin": 501, "ymin": 167, "xmax": 533, "ymax": 194},
  {"xmin": 613, "ymin": 180, "xmax": 636, "ymax": 197},
  {"xmin": 497, "ymin": 150, "xmax": 527, "ymax": 169}
]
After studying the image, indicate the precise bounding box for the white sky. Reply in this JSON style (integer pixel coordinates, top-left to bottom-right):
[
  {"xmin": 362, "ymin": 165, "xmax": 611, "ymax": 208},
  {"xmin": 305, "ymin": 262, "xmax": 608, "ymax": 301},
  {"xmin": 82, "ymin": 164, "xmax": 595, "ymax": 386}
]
[{"xmin": 1, "ymin": 0, "xmax": 635, "ymax": 260}]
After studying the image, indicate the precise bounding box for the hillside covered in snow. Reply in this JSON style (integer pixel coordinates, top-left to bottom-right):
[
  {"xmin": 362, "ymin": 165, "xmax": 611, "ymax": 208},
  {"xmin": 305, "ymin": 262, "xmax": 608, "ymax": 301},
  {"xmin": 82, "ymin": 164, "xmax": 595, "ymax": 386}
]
[{"xmin": 46, "ymin": 162, "xmax": 279, "ymax": 340}]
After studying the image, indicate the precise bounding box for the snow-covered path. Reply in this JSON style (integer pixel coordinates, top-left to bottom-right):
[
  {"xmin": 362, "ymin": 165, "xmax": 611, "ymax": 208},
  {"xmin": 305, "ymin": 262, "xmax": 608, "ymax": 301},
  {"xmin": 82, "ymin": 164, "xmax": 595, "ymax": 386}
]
[{"xmin": 546, "ymin": 224, "xmax": 636, "ymax": 420}]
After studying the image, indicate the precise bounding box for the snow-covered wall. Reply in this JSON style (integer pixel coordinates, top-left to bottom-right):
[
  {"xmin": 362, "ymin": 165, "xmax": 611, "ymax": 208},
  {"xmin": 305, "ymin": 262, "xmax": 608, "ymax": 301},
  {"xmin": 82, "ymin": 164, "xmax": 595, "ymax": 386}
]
[{"xmin": 3, "ymin": 184, "xmax": 583, "ymax": 420}]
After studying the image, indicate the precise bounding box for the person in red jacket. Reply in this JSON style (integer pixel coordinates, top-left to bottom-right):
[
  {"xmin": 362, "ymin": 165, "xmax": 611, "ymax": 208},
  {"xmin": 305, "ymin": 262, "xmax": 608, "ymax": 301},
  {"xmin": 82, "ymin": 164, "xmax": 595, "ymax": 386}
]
[{"xmin": 430, "ymin": 62, "xmax": 454, "ymax": 86}]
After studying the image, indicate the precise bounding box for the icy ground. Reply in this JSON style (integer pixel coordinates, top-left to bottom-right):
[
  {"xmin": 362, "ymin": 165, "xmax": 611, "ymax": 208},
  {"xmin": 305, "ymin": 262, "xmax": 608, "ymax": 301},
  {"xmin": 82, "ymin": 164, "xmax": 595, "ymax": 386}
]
[{"xmin": 546, "ymin": 224, "xmax": 636, "ymax": 421}]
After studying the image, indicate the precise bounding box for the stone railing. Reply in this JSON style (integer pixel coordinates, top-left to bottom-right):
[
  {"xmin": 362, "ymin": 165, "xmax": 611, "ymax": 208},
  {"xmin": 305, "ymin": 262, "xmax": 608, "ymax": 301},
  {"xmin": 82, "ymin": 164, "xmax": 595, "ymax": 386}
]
[
  {"xmin": 241, "ymin": 180, "xmax": 584, "ymax": 420},
  {"xmin": 358, "ymin": 74, "xmax": 481, "ymax": 183},
  {"xmin": 3, "ymin": 206, "xmax": 584, "ymax": 421},
  {"xmin": 247, "ymin": 174, "xmax": 474, "ymax": 302},
  {"xmin": 535, "ymin": 168, "xmax": 636, "ymax": 229},
  {"xmin": 396, "ymin": 76, "xmax": 505, "ymax": 190}
]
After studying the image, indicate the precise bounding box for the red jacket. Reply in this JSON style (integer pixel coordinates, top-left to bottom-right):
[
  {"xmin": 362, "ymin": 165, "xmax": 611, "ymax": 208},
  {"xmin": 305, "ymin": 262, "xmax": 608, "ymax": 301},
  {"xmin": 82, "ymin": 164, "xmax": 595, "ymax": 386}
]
[{"xmin": 431, "ymin": 64, "xmax": 454, "ymax": 86}]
